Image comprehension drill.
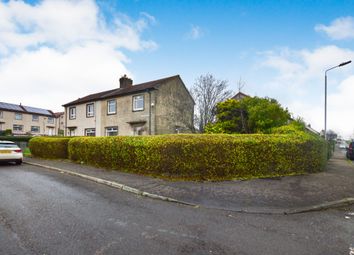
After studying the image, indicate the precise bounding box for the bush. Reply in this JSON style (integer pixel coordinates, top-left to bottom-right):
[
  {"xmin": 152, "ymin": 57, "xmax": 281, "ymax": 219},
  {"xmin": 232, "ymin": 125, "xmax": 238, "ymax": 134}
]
[
  {"xmin": 0, "ymin": 136, "xmax": 32, "ymax": 142},
  {"xmin": 0, "ymin": 130, "xmax": 10, "ymax": 136},
  {"xmin": 29, "ymin": 137, "xmax": 71, "ymax": 159},
  {"xmin": 327, "ymin": 140, "xmax": 335, "ymax": 159},
  {"xmin": 68, "ymin": 134, "xmax": 328, "ymax": 181}
]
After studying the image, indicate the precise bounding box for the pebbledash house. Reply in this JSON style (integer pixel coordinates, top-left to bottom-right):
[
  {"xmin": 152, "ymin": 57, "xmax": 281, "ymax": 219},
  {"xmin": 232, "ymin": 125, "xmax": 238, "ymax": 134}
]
[{"xmin": 62, "ymin": 75, "xmax": 195, "ymax": 136}]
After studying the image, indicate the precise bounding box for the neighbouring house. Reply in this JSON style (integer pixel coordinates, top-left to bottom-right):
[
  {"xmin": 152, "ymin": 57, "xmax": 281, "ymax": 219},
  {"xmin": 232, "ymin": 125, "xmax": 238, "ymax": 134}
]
[
  {"xmin": 305, "ymin": 124, "xmax": 320, "ymax": 136},
  {"xmin": 54, "ymin": 112, "xmax": 65, "ymax": 135},
  {"xmin": 0, "ymin": 102, "xmax": 59, "ymax": 136},
  {"xmin": 62, "ymin": 74, "xmax": 195, "ymax": 136},
  {"xmin": 231, "ymin": 92, "xmax": 250, "ymax": 101}
]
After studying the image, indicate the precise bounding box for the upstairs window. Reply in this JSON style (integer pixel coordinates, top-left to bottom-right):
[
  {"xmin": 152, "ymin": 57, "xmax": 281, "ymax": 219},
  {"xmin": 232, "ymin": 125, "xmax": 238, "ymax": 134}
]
[
  {"xmin": 107, "ymin": 100, "xmax": 117, "ymax": 115},
  {"xmin": 86, "ymin": 103, "xmax": 94, "ymax": 118},
  {"xmin": 15, "ymin": 113, "xmax": 22, "ymax": 120},
  {"xmin": 32, "ymin": 115, "xmax": 39, "ymax": 121},
  {"xmin": 69, "ymin": 107, "xmax": 76, "ymax": 120},
  {"xmin": 48, "ymin": 117, "xmax": 54, "ymax": 124},
  {"xmin": 0, "ymin": 111, "xmax": 3, "ymax": 118},
  {"xmin": 133, "ymin": 95, "xmax": 144, "ymax": 111}
]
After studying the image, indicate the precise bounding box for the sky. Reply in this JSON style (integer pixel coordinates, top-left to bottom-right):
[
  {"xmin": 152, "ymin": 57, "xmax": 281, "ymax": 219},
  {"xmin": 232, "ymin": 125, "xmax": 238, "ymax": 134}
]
[{"xmin": 1, "ymin": 0, "xmax": 354, "ymax": 138}]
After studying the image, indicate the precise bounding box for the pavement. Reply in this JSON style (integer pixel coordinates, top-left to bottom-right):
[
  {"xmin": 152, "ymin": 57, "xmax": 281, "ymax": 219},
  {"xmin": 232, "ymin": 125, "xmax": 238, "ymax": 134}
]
[{"xmin": 24, "ymin": 147, "xmax": 354, "ymax": 214}]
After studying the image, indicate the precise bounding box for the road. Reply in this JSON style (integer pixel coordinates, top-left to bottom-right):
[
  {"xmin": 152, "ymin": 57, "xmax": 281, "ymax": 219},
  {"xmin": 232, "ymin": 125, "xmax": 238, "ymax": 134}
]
[{"xmin": 0, "ymin": 163, "xmax": 353, "ymax": 255}]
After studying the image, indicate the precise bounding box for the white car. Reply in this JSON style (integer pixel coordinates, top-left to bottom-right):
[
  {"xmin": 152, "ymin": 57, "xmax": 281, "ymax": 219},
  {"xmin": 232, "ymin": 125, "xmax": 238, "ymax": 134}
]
[
  {"xmin": 339, "ymin": 143, "xmax": 347, "ymax": 149},
  {"xmin": 0, "ymin": 140, "xmax": 23, "ymax": 165}
]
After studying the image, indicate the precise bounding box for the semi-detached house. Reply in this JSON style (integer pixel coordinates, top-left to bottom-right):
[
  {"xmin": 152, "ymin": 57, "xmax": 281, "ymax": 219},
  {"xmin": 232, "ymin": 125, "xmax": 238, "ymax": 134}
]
[
  {"xmin": 62, "ymin": 75, "xmax": 195, "ymax": 136},
  {"xmin": 0, "ymin": 102, "xmax": 59, "ymax": 136}
]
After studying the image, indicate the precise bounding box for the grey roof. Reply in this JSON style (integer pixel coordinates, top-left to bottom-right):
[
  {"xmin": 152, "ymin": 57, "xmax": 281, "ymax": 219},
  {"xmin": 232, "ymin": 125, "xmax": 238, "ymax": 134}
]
[
  {"xmin": 0, "ymin": 102, "xmax": 23, "ymax": 112},
  {"xmin": 22, "ymin": 105, "xmax": 52, "ymax": 116},
  {"xmin": 0, "ymin": 101, "xmax": 54, "ymax": 117},
  {"xmin": 63, "ymin": 75, "xmax": 196, "ymax": 107}
]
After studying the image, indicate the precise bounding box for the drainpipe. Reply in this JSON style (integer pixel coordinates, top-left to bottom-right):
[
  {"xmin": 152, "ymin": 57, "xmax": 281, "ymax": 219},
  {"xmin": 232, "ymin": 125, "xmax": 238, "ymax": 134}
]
[
  {"xmin": 148, "ymin": 89, "xmax": 152, "ymax": 135},
  {"xmin": 64, "ymin": 107, "xmax": 67, "ymax": 136}
]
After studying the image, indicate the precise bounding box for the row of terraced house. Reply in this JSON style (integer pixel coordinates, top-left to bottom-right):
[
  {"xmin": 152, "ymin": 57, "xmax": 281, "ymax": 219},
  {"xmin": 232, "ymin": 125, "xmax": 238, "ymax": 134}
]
[
  {"xmin": 0, "ymin": 102, "xmax": 64, "ymax": 136},
  {"xmin": 0, "ymin": 74, "xmax": 195, "ymax": 137}
]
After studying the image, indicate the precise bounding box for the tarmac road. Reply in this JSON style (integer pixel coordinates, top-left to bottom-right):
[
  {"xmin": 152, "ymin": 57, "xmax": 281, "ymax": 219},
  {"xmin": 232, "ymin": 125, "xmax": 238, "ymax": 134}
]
[{"xmin": 0, "ymin": 163, "xmax": 353, "ymax": 255}]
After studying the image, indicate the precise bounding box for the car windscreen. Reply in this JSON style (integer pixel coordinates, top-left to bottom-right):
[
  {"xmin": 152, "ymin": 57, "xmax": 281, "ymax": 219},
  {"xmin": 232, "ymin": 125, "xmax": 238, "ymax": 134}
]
[{"xmin": 0, "ymin": 143, "xmax": 19, "ymax": 148}]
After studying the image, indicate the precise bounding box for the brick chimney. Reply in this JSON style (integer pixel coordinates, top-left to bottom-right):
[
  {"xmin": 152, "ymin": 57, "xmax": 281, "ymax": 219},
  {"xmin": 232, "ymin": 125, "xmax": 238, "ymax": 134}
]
[{"xmin": 119, "ymin": 74, "xmax": 133, "ymax": 89}]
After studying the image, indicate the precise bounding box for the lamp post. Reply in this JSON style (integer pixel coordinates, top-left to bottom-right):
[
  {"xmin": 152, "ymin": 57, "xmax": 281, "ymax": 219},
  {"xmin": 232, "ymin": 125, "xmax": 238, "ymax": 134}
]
[{"xmin": 324, "ymin": 60, "xmax": 351, "ymax": 140}]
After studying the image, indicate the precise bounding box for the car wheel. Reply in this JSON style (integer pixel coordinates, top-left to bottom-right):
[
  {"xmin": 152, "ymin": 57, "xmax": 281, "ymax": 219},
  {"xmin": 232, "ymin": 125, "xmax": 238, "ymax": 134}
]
[{"xmin": 15, "ymin": 160, "xmax": 22, "ymax": 165}]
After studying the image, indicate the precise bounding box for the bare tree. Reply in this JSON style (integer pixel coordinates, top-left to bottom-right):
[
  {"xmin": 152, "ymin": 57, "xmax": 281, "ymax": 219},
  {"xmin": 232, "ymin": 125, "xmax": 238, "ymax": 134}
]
[
  {"xmin": 237, "ymin": 77, "xmax": 247, "ymax": 131},
  {"xmin": 237, "ymin": 77, "xmax": 245, "ymax": 93},
  {"xmin": 191, "ymin": 73, "xmax": 233, "ymax": 132}
]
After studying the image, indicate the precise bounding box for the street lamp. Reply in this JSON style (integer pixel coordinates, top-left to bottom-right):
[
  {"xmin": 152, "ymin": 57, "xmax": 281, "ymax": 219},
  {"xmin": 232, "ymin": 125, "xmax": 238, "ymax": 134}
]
[{"xmin": 324, "ymin": 60, "xmax": 351, "ymax": 140}]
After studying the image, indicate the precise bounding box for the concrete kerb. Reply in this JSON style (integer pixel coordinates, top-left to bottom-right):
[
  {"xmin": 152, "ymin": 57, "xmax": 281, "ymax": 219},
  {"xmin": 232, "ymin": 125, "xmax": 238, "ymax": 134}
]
[
  {"xmin": 284, "ymin": 198, "xmax": 354, "ymax": 215},
  {"xmin": 24, "ymin": 161, "xmax": 197, "ymax": 207},
  {"xmin": 24, "ymin": 161, "xmax": 354, "ymax": 215}
]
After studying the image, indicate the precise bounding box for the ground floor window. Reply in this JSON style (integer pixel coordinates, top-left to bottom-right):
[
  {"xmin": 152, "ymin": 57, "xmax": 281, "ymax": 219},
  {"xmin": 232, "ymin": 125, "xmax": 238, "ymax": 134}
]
[
  {"xmin": 31, "ymin": 126, "xmax": 40, "ymax": 133},
  {"xmin": 85, "ymin": 128, "xmax": 96, "ymax": 136},
  {"xmin": 13, "ymin": 124, "xmax": 23, "ymax": 132},
  {"xmin": 105, "ymin": 126, "xmax": 118, "ymax": 136}
]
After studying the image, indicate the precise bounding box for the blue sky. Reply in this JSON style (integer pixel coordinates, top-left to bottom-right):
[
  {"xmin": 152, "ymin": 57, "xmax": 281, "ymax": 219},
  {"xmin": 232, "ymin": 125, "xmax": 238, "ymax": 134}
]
[{"xmin": 1, "ymin": 0, "xmax": 354, "ymax": 137}]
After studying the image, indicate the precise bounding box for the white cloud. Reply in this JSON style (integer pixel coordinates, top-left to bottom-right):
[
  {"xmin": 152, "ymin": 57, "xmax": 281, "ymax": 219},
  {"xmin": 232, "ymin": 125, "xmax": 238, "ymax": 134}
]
[
  {"xmin": 0, "ymin": 0, "xmax": 157, "ymax": 112},
  {"xmin": 260, "ymin": 45, "xmax": 354, "ymax": 138},
  {"xmin": 186, "ymin": 25, "xmax": 203, "ymax": 40},
  {"xmin": 315, "ymin": 16, "xmax": 354, "ymax": 40}
]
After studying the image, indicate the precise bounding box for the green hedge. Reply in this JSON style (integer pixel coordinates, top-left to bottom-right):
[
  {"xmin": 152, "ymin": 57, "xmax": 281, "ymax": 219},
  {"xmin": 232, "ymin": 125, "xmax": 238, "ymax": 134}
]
[
  {"xmin": 67, "ymin": 134, "xmax": 327, "ymax": 181},
  {"xmin": 29, "ymin": 137, "xmax": 71, "ymax": 159},
  {"xmin": 0, "ymin": 136, "xmax": 33, "ymax": 142}
]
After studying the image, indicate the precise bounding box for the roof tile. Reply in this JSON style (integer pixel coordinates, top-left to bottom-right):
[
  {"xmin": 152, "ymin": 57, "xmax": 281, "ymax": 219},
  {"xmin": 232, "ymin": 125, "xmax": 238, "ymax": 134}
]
[{"xmin": 63, "ymin": 75, "xmax": 180, "ymax": 107}]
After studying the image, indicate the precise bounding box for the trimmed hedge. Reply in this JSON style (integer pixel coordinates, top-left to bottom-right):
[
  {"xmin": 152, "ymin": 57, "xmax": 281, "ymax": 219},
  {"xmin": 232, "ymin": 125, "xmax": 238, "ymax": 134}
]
[
  {"xmin": 0, "ymin": 136, "xmax": 32, "ymax": 142},
  {"xmin": 67, "ymin": 134, "xmax": 327, "ymax": 181},
  {"xmin": 29, "ymin": 137, "xmax": 71, "ymax": 159}
]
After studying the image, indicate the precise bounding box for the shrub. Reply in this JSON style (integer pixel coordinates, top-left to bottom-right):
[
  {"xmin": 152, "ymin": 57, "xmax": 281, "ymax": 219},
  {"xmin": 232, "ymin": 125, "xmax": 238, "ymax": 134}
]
[
  {"xmin": 327, "ymin": 140, "xmax": 335, "ymax": 159},
  {"xmin": 29, "ymin": 137, "xmax": 71, "ymax": 159},
  {"xmin": 0, "ymin": 136, "xmax": 32, "ymax": 142},
  {"xmin": 68, "ymin": 134, "xmax": 327, "ymax": 181}
]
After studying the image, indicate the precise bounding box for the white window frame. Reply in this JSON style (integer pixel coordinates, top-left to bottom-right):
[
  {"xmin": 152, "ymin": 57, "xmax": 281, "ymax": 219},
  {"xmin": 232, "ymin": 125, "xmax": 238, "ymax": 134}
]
[
  {"xmin": 105, "ymin": 126, "xmax": 118, "ymax": 136},
  {"xmin": 86, "ymin": 103, "xmax": 94, "ymax": 118},
  {"xmin": 32, "ymin": 115, "xmax": 39, "ymax": 121},
  {"xmin": 107, "ymin": 100, "xmax": 117, "ymax": 115},
  {"xmin": 13, "ymin": 124, "xmax": 23, "ymax": 131},
  {"xmin": 31, "ymin": 126, "xmax": 40, "ymax": 133},
  {"xmin": 133, "ymin": 95, "xmax": 144, "ymax": 111},
  {"xmin": 69, "ymin": 107, "xmax": 76, "ymax": 120},
  {"xmin": 47, "ymin": 117, "xmax": 54, "ymax": 124},
  {"xmin": 15, "ymin": 113, "xmax": 22, "ymax": 120},
  {"xmin": 85, "ymin": 128, "xmax": 96, "ymax": 136}
]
